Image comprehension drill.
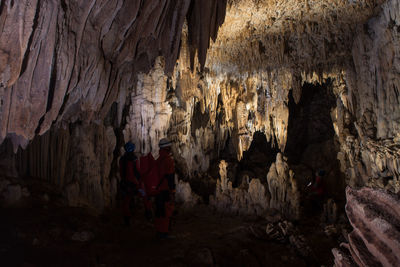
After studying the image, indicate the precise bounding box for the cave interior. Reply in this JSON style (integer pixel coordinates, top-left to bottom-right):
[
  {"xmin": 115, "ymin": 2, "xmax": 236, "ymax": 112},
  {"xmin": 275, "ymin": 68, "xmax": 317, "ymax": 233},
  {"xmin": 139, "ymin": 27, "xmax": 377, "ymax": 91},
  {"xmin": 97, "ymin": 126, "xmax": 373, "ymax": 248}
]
[{"xmin": 1, "ymin": 0, "xmax": 400, "ymax": 266}]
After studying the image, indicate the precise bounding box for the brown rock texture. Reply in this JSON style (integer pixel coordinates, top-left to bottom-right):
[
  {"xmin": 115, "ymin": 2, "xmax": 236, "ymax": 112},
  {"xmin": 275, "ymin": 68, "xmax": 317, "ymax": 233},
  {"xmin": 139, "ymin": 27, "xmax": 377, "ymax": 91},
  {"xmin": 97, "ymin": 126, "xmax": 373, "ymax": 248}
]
[
  {"xmin": 207, "ymin": 0, "xmax": 383, "ymax": 74},
  {"xmin": 116, "ymin": 0, "xmax": 399, "ymax": 222},
  {"xmin": 158, "ymin": 0, "xmax": 392, "ymax": 182},
  {"xmin": 333, "ymin": 187, "xmax": 400, "ymax": 267},
  {"xmin": 0, "ymin": 0, "xmax": 227, "ymax": 150},
  {"xmin": 335, "ymin": 0, "xmax": 400, "ymax": 193},
  {"xmin": 209, "ymin": 154, "xmax": 300, "ymax": 220},
  {"xmin": 0, "ymin": 0, "xmax": 227, "ymax": 209},
  {"xmin": 210, "ymin": 160, "xmax": 271, "ymax": 217},
  {"xmin": 267, "ymin": 153, "xmax": 300, "ymax": 220},
  {"xmin": 1, "ymin": 0, "xmax": 399, "ymax": 230},
  {"xmin": 14, "ymin": 122, "xmax": 116, "ymax": 209}
]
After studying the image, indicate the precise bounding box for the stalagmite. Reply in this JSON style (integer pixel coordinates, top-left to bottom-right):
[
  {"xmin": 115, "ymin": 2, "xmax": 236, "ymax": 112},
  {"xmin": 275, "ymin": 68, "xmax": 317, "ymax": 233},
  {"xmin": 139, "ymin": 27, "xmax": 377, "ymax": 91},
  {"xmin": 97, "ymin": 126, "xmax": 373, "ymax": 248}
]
[
  {"xmin": 267, "ymin": 153, "xmax": 300, "ymax": 220},
  {"xmin": 123, "ymin": 57, "xmax": 171, "ymax": 157},
  {"xmin": 0, "ymin": 0, "xmax": 399, "ymax": 265}
]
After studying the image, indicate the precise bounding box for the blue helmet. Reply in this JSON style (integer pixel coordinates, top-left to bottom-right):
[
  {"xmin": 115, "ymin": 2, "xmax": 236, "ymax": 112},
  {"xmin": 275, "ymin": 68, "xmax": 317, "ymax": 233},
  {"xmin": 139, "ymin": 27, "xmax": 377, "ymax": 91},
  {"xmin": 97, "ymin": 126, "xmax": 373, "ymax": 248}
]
[{"xmin": 124, "ymin": 142, "xmax": 135, "ymax": 153}]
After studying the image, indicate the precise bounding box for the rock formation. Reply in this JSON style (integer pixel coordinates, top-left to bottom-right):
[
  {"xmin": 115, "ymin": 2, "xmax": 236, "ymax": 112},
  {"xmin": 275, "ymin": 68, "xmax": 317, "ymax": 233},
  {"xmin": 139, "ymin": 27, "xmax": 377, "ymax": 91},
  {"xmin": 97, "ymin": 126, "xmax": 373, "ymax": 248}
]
[
  {"xmin": 210, "ymin": 160, "xmax": 270, "ymax": 216},
  {"xmin": 10, "ymin": 122, "xmax": 116, "ymax": 209},
  {"xmin": 210, "ymin": 154, "xmax": 300, "ymax": 220},
  {"xmin": 333, "ymin": 187, "xmax": 400, "ymax": 267},
  {"xmin": 0, "ymin": 0, "xmax": 227, "ymax": 208},
  {"xmin": 123, "ymin": 56, "xmax": 171, "ymax": 157},
  {"xmin": 1, "ymin": 5, "xmax": 400, "ymax": 267},
  {"xmin": 0, "ymin": 176, "xmax": 30, "ymax": 206},
  {"xmin": 175, "ymin": 178, "xmax": 201, "ymax": 208},
  {"xmin": 334, "ymin": 0, "xmax": 400, "ymax": 193},
  {"xmin": 1, "ymin": 1, "xmax": 400, "ymax": 265},
  {"xmin": 0, "ymin": 0, "xmax": 227, "ymax": 150},
  {"xmin": 267, "ymin": 153, "xmax": 300, "ymax": 220}
]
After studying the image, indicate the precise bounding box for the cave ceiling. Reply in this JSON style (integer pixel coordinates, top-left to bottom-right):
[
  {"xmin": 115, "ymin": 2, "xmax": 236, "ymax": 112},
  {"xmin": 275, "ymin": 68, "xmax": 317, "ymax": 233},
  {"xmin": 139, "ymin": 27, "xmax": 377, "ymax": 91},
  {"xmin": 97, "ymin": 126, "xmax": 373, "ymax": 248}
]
[
  {"xmin": 0, "ymin": 0, "xmax": 388, "ymax": 152},
  {"xmin": 206, "ymin": 0, "xmax": 384, "ymax": 74}
]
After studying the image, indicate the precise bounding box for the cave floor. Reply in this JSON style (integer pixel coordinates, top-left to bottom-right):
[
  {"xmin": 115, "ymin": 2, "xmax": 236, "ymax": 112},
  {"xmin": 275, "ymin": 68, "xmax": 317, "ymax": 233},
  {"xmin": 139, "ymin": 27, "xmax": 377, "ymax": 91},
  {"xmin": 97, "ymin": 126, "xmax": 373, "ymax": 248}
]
[{"xmin": 1, "ymin": 181, "xmax": 338, "ymax": 267}]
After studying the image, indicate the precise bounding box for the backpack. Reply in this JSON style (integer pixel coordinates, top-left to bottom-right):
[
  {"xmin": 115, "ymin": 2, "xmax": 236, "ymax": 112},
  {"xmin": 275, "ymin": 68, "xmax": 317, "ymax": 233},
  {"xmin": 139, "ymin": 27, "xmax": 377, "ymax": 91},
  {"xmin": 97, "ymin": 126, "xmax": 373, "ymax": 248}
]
[{"xmin": 138, "ymin": 153, "xmax": 161, "ymax": 196}]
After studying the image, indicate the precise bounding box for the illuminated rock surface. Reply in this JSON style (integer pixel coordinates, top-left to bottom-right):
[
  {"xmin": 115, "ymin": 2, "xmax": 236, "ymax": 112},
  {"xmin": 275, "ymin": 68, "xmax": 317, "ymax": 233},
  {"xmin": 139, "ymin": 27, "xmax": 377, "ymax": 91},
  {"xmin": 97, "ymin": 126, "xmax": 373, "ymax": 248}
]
[{"xmin": 0, "ymin": 0, "xmax": 399, "ymax": 265}]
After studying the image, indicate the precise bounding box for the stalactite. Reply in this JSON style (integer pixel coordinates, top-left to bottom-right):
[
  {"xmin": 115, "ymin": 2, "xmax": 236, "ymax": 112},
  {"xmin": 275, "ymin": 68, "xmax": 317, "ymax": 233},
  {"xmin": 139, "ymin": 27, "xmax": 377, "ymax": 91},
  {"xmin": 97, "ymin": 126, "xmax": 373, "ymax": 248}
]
[{"xmin": 0, "ymin": 0, "xmax": 227, "ymax": 150}]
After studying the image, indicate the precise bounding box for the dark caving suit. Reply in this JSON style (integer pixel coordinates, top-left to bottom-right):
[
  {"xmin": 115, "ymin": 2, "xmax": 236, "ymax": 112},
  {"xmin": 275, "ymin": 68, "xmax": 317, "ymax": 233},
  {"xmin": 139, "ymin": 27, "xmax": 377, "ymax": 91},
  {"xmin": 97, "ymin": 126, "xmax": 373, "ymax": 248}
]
[
  {"xmin": 308, "ymin": 170, "xmax": 326, "ymax": 212},
  {"xmin": 137, "ymin": 152, "xmax": 158, "ymax": 221},
  {"xmin": 154, "ymin": 139, "xmax": 176, "ymax": 238},
  {"xmin": 119, "ymin": 142, "xmax": 140, "ymax": 226}
]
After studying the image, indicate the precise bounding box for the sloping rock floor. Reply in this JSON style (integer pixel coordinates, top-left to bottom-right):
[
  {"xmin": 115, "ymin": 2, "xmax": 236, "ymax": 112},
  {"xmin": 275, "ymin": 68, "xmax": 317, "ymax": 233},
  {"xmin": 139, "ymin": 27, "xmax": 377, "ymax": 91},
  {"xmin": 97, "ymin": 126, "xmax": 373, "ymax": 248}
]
[{"xmin": 1, "ymin": 178, "xmax": 340, "ymax": 267}]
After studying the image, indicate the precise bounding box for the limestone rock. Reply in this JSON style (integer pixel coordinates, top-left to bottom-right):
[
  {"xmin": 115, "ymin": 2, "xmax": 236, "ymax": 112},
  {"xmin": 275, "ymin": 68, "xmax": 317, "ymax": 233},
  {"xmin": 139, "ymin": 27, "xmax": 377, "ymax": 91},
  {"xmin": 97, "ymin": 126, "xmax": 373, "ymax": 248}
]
[
  {"xmin": 321, "ymin": 198, "xmax": 338, "ymax": 224},
  {"xmin": 210, "ymin": 160, "xmax": 270, "ymax": 217},
  {"xmin": 64, "ymin": 123, "xmax": 116, "ymax": 209},
  {"xmin": 333, "ymin": 187, "xmax": 400, "ymax": 267},
  {"xmin": 210, "ymin": 154, "xmax": 302, "ymax": 220},
  {"xmin": 0, "ymin": 0, "xmax": 226, "ymax": 150},
  {"xmin": 207, "ymin": 0, "xmax": 382, "ymax": 75},
  {"xmin": 265, "ymin": 220, "xmax": 313, "ymax": 257},
  {"xmin": 2, "ymin": 184, "xmax": 22, "ymax": 205},
  {"xmin": 1, "ymin": 0, "xmax": 399, "ymax": 219},
  {"xmin": 175, "ymin": 178, "xmax": 201, "ymax": 208},
  {"xmin": 14, "ymin": 122, "xmax": 116, "ymax": 210},
  {"xmin": 123, "ymin": 57, "xmax": 171, "ymax": 157},
  {"xmin": 332, "ymin": 247, "xmax": 356, "ymax": 267},
  {"xmin": 333, "ymin": 0, "xmax": 400, "ymax": 193},
  {"xmin": 324, "ymin": 224, "xmax": 339, "ymax": 237},
  {"xmin": 267, "ymin": 153, "xmax": 300, "ymax": 220}
]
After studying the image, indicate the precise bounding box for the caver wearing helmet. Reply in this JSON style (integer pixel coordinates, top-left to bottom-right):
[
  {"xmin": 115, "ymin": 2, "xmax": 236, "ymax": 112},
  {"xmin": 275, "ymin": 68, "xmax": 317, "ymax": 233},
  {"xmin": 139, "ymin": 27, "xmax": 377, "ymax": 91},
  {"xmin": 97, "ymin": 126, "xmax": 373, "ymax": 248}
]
[
  {"xmin": 154, "ymin": 137, "xmax": 175, "ymax": 239},
  {"xmin": 119, "ymin": 141, "xmax": 140, "ymax": 226}
]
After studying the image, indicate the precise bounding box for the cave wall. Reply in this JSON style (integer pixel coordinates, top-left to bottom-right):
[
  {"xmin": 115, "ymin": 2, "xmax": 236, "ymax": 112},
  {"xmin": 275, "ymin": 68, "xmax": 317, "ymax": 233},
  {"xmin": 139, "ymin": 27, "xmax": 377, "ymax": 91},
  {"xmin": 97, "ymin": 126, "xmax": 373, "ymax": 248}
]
[
  {"xmin": 95, "ymin": 0, "xmax": 399, "ymax": 219},
  {"xmin": 336, "ymin": 0, "xmax": 400, "ymax": 192},
  {"xmin": 0, "ymin": 0, "xmax": 228, "ymax": 208},
  {"xmin": 10, "ymin": 122, "xmax": 116, "ymax": 209},
  {"xmin": 163, "ymin": 0, "xmax": 400, "ymax": 218},
  {"xmin": 0, "ymin": 0, "xmax": 227, "ymax": 150},
  {"xmin": 1, "ymin": 0, "xmax": 399, "ymax": 221},
  {"xmin": 204, "ymin": 0, "xmax": 400, "ymax": 195},
  {"xmin": 0, "ymin": 1, "xmax": 398, "ymax": 265}
]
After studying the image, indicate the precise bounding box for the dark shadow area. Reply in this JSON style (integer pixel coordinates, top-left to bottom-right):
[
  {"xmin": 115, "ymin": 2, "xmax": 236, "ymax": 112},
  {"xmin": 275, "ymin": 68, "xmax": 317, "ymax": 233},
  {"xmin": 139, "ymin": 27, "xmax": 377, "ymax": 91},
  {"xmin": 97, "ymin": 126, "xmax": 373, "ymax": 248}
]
[
  {"xmin": 285, "ymin": 80, "xmax": 346, "ymax": 201},
  {"xmin": 191, "ymin": 101, "xmax": 210, "ymax": 138},
  {"xmin": 0, "ymin": 138, "xmax": 18, "ymax": 178},
  {"xmin": 211, "ymin": 131, "xmax": 279, "ymax": 188},
  {"xmin": 285, "ymin": 81, "xmax": 336, "ymax": 164},
  {"xmin": 238, "ymin": 132, "xmax": 279, "ymax": 186}
]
